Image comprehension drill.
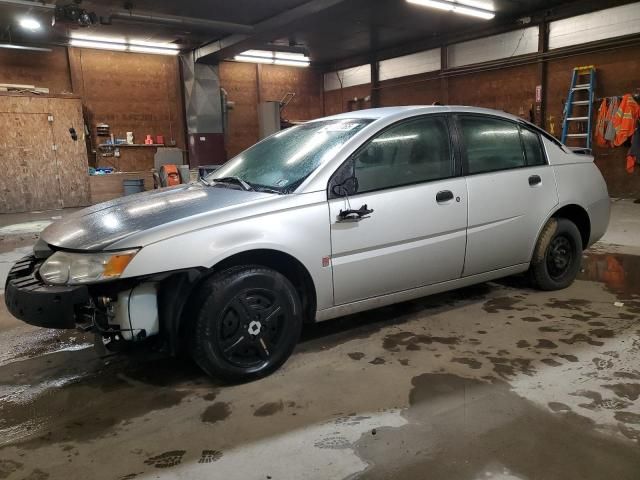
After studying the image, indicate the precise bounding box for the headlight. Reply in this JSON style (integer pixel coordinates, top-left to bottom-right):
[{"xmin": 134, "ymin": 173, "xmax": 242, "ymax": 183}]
[{"xmin": 39, "ymin": 250, "xmax": 139, "ymax": 285}]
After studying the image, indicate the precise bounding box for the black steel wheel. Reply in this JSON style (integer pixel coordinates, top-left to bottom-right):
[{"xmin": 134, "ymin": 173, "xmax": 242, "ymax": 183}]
[
  {"xmin": 546, "ymin": 235, "xmax": 575, "ymax": 281},
  {"xmin": 530, "ymin": 217, "xmax": 583, "ymax": 291},
  {"xmin": 190, "ymin": 266, "xmax": 302, "ymax": 382},
  {"xmin": 217, "ymin": 288, "xmax": 288, "ymax": 368}
]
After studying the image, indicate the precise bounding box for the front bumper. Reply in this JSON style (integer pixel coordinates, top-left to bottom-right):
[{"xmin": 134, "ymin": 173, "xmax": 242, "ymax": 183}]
[{"xmin": 4, "ymin": 255, "xmax": 90, "ymax": 329}]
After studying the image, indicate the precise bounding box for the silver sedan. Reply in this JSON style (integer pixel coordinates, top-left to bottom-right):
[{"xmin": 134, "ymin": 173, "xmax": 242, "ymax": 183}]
[{"xmin": 5, "ymin": 106, "xmax": 610, "ymax": 381}]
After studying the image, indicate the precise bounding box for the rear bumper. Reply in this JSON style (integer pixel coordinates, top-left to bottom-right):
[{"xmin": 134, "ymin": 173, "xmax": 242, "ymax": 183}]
[{"xmin": 4, "ymin": 255, "xmax": 90, "ymax": 329}]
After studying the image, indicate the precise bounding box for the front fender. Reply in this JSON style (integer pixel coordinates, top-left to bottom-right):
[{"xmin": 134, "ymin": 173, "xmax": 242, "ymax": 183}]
[{"xmin": 121, "ymin": 201, "xmax": 333, "ymax": 311}]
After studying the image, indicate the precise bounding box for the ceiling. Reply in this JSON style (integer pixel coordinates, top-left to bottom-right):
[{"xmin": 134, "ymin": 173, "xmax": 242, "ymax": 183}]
[{"xmin": 0, "ymin": 0, "xmax": 630, "ymax": 66}]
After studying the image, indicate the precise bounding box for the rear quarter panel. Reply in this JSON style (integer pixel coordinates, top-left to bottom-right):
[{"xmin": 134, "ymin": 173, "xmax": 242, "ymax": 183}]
[
  {"xmin": 543, "ymin": 137, "xmax": 610, "ymax": 247},
  {"xmin": 553, "ymin": 162, "xmax": 610, "ymax": 246}
]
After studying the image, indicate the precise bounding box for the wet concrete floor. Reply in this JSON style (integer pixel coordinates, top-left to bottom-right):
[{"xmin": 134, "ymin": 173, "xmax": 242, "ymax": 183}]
[{"xmin": 0, "ymin": 216, "xmax": 639, "ymax": 479}]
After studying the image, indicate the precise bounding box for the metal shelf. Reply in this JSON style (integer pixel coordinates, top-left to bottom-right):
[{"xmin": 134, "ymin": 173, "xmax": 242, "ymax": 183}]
[{"xmin": 98, "ymin": 143, "xmax": 165, "ymax": 149}]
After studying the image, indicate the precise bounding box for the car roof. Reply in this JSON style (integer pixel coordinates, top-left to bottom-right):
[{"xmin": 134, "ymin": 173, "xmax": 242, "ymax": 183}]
[{"xmin": 321, "ymin": 105, "xmax": 523, "ymax": 123}]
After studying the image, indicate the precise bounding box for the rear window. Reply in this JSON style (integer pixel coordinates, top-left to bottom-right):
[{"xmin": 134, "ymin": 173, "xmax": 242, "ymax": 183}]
[
  {"xmin": 458, "ymin": 116, "xmax": 526, "ymax": 174},
  {"xmin": 520, "ymin": 127, "xmax": 546, "ymax": 166}
]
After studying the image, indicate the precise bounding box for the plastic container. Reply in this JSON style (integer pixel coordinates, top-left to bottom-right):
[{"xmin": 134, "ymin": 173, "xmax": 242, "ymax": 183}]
[{"xmin": 123, "ymin": 178, "xmax": 145, "ymax": 196}]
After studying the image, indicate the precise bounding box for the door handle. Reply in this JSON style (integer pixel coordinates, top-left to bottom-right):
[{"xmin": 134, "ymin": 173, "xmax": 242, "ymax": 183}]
[
  {"xmin": 338, "ymin": 204, "xmax": 374, "ymax": 222},
  {"xmin": 529, "ymin": 175, "xmax": 542, "ymax": 186},
  {"xmin": 436, "ymin": 190, "xmax": 454, "ymax": 203}
]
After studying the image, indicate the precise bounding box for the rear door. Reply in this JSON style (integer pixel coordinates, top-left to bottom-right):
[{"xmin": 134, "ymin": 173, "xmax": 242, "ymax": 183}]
[
  {"xmin": 455, "ymin": 114, "xmax": 558, "ymax": 276},
  {"xmin": 328, "ymin": 115, "xmax": 468, "ymax": 305}
]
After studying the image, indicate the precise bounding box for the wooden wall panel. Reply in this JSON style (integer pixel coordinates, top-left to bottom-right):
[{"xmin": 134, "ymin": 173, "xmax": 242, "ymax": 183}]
[
  {"xmin": 0, "ymin": 95, "xmax": 89, "ymax": 213},
  {"xmin": 69, "ymin": 48, "xmax": 186, "ymax": 171},
  {"xmin": 220, "ymin": 61, "xmax": 324, "ymax": 158},
  {"xmin": 48, "ymin": 97, "xmax": 92, "ymax": 207},
  {"xmin": 0, "ymin": 47, "xmax": 72, "ymax": 94},
  {"xmin": 219, "ymin": 62, "xmax": 258, "ymax": 158},
  {"xmin": 0, "ymin": 112, "xmax": 58, "ymax": 213},
  {"xmin": 259, "ymin": 64, "xmax": 323, "ymax": 122}
]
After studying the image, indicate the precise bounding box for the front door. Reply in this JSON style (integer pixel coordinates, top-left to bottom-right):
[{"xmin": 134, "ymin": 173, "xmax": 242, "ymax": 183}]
[
  {"xmin": 328, "ymin": 115, "xmax": 468, "ymax": 305},
  {"xmin": 455, "ymin": 114, "xmax": 559, "ymax": 276}
]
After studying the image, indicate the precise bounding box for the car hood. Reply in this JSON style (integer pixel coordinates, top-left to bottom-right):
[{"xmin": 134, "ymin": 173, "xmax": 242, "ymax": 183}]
[{"xmin": 41, "ymin": 182, "xmax": 272, "ymax": 251}]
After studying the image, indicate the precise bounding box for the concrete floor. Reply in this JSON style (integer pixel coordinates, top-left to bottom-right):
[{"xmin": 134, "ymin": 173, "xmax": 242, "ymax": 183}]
[{"xmin": 0, "ymin": 202, "xmax": 639, "ymax": 479}]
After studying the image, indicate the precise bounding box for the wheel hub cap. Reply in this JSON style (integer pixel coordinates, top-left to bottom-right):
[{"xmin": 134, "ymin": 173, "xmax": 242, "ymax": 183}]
[{"xmin": 248, "ymin": 320, "xmax": 262, "ymax": 336}]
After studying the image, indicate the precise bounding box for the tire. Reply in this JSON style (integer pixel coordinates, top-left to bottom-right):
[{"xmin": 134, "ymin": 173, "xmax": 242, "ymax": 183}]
[
  {"xmin": 190, "ymin": 266, "xmax": 303, "ymax": 382},
  {"xmin": 529, "ymin": 217, "xmax": 583, "ymax": 291}
]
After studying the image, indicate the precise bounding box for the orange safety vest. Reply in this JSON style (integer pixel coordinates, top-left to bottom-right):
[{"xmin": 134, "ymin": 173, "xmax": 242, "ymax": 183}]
[{"xmin": 612, "ymin": 94, "xmax": 640, "ymax": 147}]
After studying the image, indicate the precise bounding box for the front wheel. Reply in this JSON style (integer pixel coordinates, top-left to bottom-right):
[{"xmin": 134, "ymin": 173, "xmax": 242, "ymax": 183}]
[
  {"xmin": 529, "ymin": 218, "xmax": 583, "ymax": 291},
  {"xmin": 190, "ymin": 266, "xmax": 302, "ymax": 382}
]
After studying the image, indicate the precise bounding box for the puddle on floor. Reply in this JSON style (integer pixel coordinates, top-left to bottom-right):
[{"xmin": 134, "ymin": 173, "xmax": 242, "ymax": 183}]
[
  {"xmin": 580, "ymin": 252, "xmax": 640, "ymax": 307},
  {"xmin": 351, "ymin": 373, "xmax": 640, "ymax": 480}
]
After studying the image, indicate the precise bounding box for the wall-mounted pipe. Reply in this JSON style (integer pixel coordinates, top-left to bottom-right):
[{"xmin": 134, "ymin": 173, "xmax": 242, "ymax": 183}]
[
  {"xmin": 107, "ymin": 10, "xmax": 254, "ymax": 35},
  {"xmin": 0, "ymin": 0, "xmax": 55, "ymax": 9}
]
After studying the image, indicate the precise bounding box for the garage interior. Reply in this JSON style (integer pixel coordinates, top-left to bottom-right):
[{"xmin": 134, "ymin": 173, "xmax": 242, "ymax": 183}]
[{"xmin": 1, "ymin": 0, "xmax": 640, "ymax": 478}]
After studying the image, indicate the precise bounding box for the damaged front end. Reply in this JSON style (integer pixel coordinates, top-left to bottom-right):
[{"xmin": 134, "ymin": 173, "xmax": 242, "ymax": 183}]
[{"xmin": 5, "ymin": 248, "xmax": 201, "ymax": 354}]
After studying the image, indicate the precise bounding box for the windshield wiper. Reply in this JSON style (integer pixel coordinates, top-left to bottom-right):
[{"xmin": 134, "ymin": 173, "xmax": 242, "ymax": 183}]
[
  {"xmin": 255, "ymin": 186, "xmax": 284, "ymax": 195},
  {"xmin": 212, "ymin": 176, "xmax": 254, "ymax": 191}
]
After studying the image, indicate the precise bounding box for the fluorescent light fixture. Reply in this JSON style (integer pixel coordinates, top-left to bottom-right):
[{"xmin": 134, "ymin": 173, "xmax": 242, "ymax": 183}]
[
  {"xmin": 70, "ymin": 39, "xmax": 127, "ymax": 51},
  {"xmin": 19, "ymin": 18, "xmax": 41, "ymax": 30},
  {"xmin": 407, "ymin": 0, "xmax": 495, "ymax": 20},
  {"xmin": 243, "ymin": 49, "xmax": 275, "ymax": 59},
  {"xmin": 130, "ymin": 40, "xmax": 179, "ymax": 50},
  {"xmin": 69, "ymin": 34, "xmax": 180, "ymax": 55},
  {"xmin": 235, "ymin": 55, "xmax": 275, "ymax": 64},
  {"xmin": 129, "ymin": 45, "xmax": 179, "ymax": 55},
  {"xmin": 70, "ymin": 33, "xmax": 126, "ymax": 44},
  {"xmin": 274, "ymin": 59, "xmax": 310, "ymax": 67},
  {"xmin": 0, "ymin": 43, "xmax": 51, "ymax": 52},
  {"xmin": 234, "ymin": 49, "xmax": 310, "ymax": 67}
]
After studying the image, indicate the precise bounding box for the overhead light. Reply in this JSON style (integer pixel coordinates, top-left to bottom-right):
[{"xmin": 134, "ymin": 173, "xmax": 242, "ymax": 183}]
[
  {"xmin": 70, "ymin": 39, "xmax": 127, "ymax": 51},
  {"xmin": 234, "ymin": 55, "xmax": 264, "ymax": 63},
  {"xmin": 70, "ymin": 33, "xmax": 126, "ymax": 44},
  {"xmin": 0, "ymin": 43, "xmax": 51, "ymax": 52},
  {"xmin": 274, "ymin": 59, "xmax": 311, "ymax": 67},
  {"xmin": 234, "ymin": 49, "xmax": 310, "ymax": 67},
  {"xmin": 19, "ymin": 18, "xmax": 41, "ymax": 31},
  {"xmin": 69, "ymin": 34, "xmax": 180, "ymax": 55},
  {"xmin": 242, "ymin": 49, "xmax": 274, "ymax": 59},
  {"xmin": 407, "ymin": 0, "xmax": 495, "ymax": 20},
  {"xmin": 129, "ymin": 46, "xmax": 179, "ymax": 55},
  {"xmin": 130, "ymin": 40, "xmax": 179, "ymax": 50}
]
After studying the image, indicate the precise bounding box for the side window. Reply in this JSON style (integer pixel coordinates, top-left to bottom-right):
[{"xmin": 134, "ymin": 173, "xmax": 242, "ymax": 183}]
[
  {"xmin": 520, "ymin": 127, "xmax": 546, "ymax": 166},
  {"xmin": 350, "ymin": 116, "xmax": 452, "ymax": 194},
  {"xmin": 459, "ymin": 116, "xmax": 526, "ymax": 174}
]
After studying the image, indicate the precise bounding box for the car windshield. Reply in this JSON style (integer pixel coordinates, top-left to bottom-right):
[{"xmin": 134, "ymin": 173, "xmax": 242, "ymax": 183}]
[{"xmin": 207, "ymin": 118, "xmax": 372, "ymax": 193}]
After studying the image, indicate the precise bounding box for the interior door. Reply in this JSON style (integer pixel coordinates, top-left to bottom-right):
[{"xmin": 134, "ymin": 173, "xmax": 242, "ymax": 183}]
[
  {"xmin": 456, "ymin": 115, "xmax": 559, "ymax": 276},
  {"xmin": 328, "ymin": 115, "xmax": 468, "ymax": 305},
  {"xmin": 0, "ymin": 113, "xmax": 61, "ymax": 213}
]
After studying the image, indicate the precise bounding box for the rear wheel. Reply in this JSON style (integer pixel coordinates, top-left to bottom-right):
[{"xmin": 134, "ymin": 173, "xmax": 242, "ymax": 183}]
[
  {"xmin": 530, "ymin": 217, "xmax": 583, "ymax": 291},
  {"xmin": 190, "ymin": 266, "xmax": 302, "ymax": 382}
]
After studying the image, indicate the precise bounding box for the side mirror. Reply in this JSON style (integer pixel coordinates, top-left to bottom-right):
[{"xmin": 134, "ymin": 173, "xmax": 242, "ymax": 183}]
[{"xmin": 331, "ymin": 176, "xmax": 358, "ymax": 197}]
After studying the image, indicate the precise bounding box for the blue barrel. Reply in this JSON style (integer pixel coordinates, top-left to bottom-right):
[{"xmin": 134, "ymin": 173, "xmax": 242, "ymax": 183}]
[{"xmin": 123, "ymin": 178, "xmax": 145, "ymax": 196}]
